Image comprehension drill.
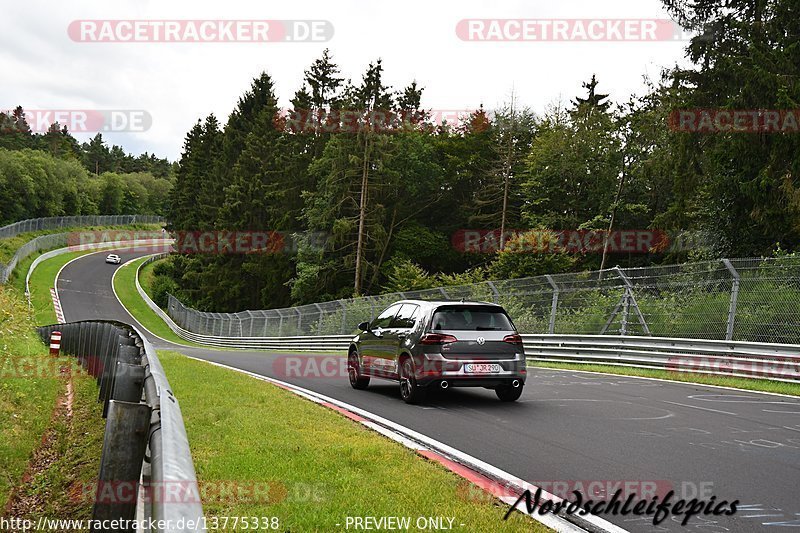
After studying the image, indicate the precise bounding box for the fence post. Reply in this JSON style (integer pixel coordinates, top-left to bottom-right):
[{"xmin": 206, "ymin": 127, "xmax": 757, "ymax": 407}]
[
  {"xmin": 545, "ymin": 275, "xmax": 559, "ymax": 334},
  {"xmin": 486, "ymin": 281, "xmax": 500, "ymax": 303},
  {"xmin": 722, "ymin": 259, "xmax": 740, "ymax": 341},
  {"xmin": 314, "ymin": 303, "xmax": 325, "ymax": 334},
  {"xmin": 339, "ymin": 301, "xmax": 348, "ymax": 334}
]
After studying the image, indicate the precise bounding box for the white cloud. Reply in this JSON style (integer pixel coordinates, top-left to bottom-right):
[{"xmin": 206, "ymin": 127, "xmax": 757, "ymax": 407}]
[{"xmin": 0, "ymin": 0, "xmax": 690, "ymax": 159}]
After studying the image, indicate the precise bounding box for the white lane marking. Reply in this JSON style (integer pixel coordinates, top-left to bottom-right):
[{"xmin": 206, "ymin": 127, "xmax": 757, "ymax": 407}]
[
  {"xmin": 536, "ymin": 399, "xmax": 675, "ymax": 420},
  {"xmin": 687, "ymin": 394, "xmax": 800, "ymax": 406},
  {"xmin": 181, "ymin": 355, "xmax": 624, "ymax": 533},
  {"xmin": 534, "ymin": 366, "xmax": 800, "ymax": 400},
  {"xmin": 54, "ymin": 249, "xmax": 113, "ymax": 323},
  {"xmin": 660, "ymin": 400, "xmax": 737, "ymax": 416}
]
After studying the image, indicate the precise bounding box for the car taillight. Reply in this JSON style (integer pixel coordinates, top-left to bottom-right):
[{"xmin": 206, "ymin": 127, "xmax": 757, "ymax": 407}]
[
  {"xmin": 420, "ymin": 333, "xmax": 458, "ymax": 345},
  {"xmin": 503, "ymin": 334, "xmax": 523, "ymax": 345}
]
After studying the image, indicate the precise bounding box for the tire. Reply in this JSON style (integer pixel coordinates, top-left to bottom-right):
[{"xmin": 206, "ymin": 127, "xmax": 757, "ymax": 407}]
[
  {"xmin": 399, "ymin": 357, "xmax": 427, "ymax": 404},
  {"xmin": 496, "ymin": 384, "xmax": 523, "ymax": 402},
  {"xmin": 348, "ymin": 351, "xmax": 370, "ymax": 390}
]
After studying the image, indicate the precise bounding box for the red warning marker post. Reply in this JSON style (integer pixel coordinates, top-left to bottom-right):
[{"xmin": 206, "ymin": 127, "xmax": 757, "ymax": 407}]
[{"xmin": 49, "ymin": 331, "xmax": 62, "ymax": 356}]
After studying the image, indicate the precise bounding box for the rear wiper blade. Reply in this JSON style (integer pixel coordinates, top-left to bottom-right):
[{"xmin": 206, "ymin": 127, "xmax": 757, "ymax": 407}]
[{"xmin": 475, "ymin": 326, "xmax": 500, "ymax": 330}]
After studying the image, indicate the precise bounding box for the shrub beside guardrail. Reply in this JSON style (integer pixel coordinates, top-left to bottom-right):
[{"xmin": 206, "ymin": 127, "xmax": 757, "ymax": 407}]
[
  {"xmin": 135, "ymin": 255, "xmax": 800, "ymax": 383},
  {"xmin": 161, "ymin": 256, "xmax": 800, "ymax": 345},
  {"xmin": 36, "ymin": 320, "xmax": 204, "ymax": 532}
]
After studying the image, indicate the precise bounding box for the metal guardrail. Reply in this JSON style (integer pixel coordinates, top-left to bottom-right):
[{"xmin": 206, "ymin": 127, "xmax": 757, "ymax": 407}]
[
  {"xmin": 163, "ymin": 256, "xmax": 800, "ymax": 345},
  {"xmin": 24, "ymin": 239, "xmax": 174, "ymax": 307},
  {"xmin": 524, "ymin": 334, "xmax": 800, "ymax": 383},
  {"xmin": 36, "ymin": 320, "xmax": 204, "ymax": 532},
  {"xmin": 0, "ymin": 215, "xmax": 163, "ymax": 240},
  {"xmin": 1, "ymin": 215, "xmax": 165, "ymax": 284},
  {"xmin": 136, "ymin": 256, "xmax": 800, "ymax": 383},
  {"xmin": 136, "ymin": 254, "xmax": 353, "ymax": 351}
]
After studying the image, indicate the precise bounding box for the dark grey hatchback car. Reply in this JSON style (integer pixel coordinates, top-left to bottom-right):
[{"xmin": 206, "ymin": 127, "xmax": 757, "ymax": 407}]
[{"xmin": 347, "ymin": 300, "xmax": 527, "ymax": 403}]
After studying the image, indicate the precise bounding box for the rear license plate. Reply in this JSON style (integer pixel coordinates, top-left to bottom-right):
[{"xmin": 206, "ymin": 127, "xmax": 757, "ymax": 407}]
[{"xmin": 464, "ymin": 363, "xmax": 502, "ymax": 374}]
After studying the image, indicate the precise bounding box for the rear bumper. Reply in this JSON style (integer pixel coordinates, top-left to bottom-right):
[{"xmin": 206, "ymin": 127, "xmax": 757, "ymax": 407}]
[
  {"xmin": 420, "ymin": 376, "xmax": 526, "ymax": 388},
  {"xmin": 414, "ymin": 354, "xmax": 526, "ymax": 387}
]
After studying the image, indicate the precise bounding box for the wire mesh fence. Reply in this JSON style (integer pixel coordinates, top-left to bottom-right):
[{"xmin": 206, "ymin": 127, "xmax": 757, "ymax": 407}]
[
  {"xmin": 0, "ymin": 215, "xmax": 164, "ymax": 284},
  {"xmin": 166, "ymin": 256, "xmax": 800, "ymax": 344},
  {"xmin": 0, "ymin": 215, "xmax": 163, "ymax": 240}
]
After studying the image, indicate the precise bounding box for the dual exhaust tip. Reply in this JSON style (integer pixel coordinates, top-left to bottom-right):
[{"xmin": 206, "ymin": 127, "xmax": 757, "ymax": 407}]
[{"xmin": 439, "ymin": 379, "xmax": 520, "ymax": 389}]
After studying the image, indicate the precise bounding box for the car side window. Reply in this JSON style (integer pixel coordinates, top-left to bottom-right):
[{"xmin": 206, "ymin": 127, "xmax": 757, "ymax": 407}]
[
  {"xmin": 390, "ymin": 304, "xmax": 419, "ymax": 329},
  {"xmin": 371, "ymin": 304, "xmax": 402, "ymax": 329}
]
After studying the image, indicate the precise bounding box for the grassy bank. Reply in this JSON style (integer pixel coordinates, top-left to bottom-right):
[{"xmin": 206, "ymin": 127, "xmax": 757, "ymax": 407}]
[
  {"xmin": 113, "ymin": 256, "xmax": 201, "ymax": 346},
  {"xmin": 530, "ymin": 361, "xmax": 800, "ymax": 396},
  {"xmin": 138, "ymin": 256, "xmax": 159, "ymax": 300},
  {"xmin": 160, "ymin": 350, "xmax": 543, "ymax": 532},
  {"xmin": 25, "ymin": 251, "xmax": 88, "ymax": 325},
  {"xmin": 0, "ymin": 285, "xmax": 104, "ymax": 520},
  {"xmin": 0, "ymin": 223, "xmax": 162, "ymax": 264}
]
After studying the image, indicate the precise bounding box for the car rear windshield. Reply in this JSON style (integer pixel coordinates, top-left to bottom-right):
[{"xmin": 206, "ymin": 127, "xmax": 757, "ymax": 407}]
[{"xmin": 430, "ymin": 306, "xmax": 514, "ymax": 331}]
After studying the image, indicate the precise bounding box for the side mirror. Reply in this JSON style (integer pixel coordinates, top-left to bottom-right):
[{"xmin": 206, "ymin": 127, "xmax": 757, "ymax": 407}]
[{"xmin": 357, "ymin": 321, "xmax": 370, "ymax": 332}]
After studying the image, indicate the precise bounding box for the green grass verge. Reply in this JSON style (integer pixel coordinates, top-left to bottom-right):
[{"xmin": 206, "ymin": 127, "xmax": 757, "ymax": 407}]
[
  {"xmin": 0, "ymin": 223, "xmax": 162, "ymax": 264},
  {"xmin": 138, "ymin": 256, "xmax": 159, "ymax": 300},
  {"xmin": 113, "ymin": 256, "xmax": 204, "ymax": 346},
  {"xmin": 160, "ymin": 350, "xmax": 544, "ymax": 532},
  {"xmin": 6, "ymin": 364, "xmax": 105, "ymax": 525},
  {"xmin": 0, "ymin": 285, "xmax": 104, "ymax": 518},
  {"xmin": 25, "ymin": 251, "xmax": 89, "ymax": 325},
  {"xmin": 530, "ymin": 361, "xmax": 800, "ymax": 396},
  {"xmin": 0, "ymin": 286, "xmax": 62, "ymax": 508},
  {"xmin": 120, "ymin": 256, "xmax": 335, "ymax": 354}
]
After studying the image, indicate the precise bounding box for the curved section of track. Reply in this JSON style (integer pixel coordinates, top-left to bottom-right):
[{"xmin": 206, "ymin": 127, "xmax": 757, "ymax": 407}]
[{"xmin": 57, "ymin": 249, "xmax": 800, "ymax": 533}]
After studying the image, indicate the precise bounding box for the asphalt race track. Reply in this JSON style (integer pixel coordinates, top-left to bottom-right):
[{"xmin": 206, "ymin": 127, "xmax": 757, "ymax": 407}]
[{"xmin": 57, "ymin": 249, "xmax": 800, "ymax": 533}]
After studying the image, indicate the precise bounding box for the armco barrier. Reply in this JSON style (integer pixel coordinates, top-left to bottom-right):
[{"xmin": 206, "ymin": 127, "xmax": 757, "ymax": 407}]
[
  {"xmin": 1, "ymin": 215, "xmax": 165, "ymax": 284},
  {"xmin": 25, "ymin": 239, "xmax": 174, "ymax": 303},
  {"xmin": 135, "ymin": 255, "xmax": 800, "ymax": 383},
  {"xmin": 162, "ymin": 256, "xmax": 800, "ymax": 345},
  {"xmin": 36, "ymin": 320, "xmax": 204, "ymax": 532},
  {"xmin": 135, "ymin": 254, "xmax": 353, "ymax": 350},
  {"xmin": 0, "ymin": 214, "xmax": 163, "ymax": 239},
  {"xmin": 524, "ymin": 334, "xmax": 800, "ymax": 383}
]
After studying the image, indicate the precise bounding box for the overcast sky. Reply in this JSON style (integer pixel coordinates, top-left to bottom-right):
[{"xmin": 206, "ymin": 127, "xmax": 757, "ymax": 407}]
[{"xmin": 0, "ymin": 0, "xmax": 691, "ymax": 160}]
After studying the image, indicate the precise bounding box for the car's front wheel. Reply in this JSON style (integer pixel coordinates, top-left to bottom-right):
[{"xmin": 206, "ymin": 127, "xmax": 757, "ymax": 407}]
[
  {"xmin": 496, "ymin": 383, "xmax": 524, "ymax": 402},
  {"xmin": 348, "ymin": 351, "xmax": 370, "ymax": 390},
  {"xmin": 399, "ymin": 357, "xmax": 426, "ymax": 404}
]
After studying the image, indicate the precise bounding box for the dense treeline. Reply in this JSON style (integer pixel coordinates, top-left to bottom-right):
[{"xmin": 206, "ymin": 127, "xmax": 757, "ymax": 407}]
[
  {"xmin": 164, "ymin": 0, "xmax": 799, "ymax": 311},
  {"xmin": 0, "ymin": 110, "xmax": 174, "ymax": 225}
]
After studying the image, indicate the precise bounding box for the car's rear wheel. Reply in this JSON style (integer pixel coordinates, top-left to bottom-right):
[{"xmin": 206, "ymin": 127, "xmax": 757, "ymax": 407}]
[
  {"xmin": 348, "ymin": 351, "xmax": 370, "ymax": 390},
  {"xmin": 496, "ymin": 383, "xmax": 524, "ymax": 402},
  {"xmin": 399, "ymin": 357, "xmax": 426, "ymax": 404}
]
